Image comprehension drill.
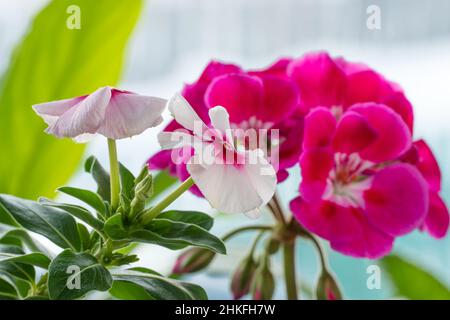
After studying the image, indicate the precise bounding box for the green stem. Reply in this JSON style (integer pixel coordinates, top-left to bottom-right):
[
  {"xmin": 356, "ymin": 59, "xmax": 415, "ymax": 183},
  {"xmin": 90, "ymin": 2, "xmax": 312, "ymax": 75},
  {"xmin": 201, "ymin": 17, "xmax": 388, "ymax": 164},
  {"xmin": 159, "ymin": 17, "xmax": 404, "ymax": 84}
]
[
  {"xmin": 222, "ymin": 225, "xmax": 273, "ymax": 241},
  {"xmin": 107, "ymin": 138, "xmax": 120, "ymax": 211},
  {"xmin": 140, "ymin": 177, "xmax": 195, "ymax": 225},
  {"xmin": 283, "ymin": 240, "xmax": 298, "ymax": 300}
]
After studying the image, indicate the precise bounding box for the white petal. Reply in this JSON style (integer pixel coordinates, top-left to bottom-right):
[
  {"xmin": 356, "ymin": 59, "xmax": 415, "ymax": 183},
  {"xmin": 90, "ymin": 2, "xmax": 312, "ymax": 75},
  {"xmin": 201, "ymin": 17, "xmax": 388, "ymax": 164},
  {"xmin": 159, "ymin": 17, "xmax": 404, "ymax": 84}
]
[
  {"xmin": 168, "ymin": 92, "xmax": 206, "ymax": 137},
  {"xmin": 46, "ymin": 86, "xmax": 111, "ymax": 138},
  {"xmin": 209, "ymin": 106, "xmax": 231, "ymax": 133},
  {"xmin": 208, "ymin": 106, "xmax": 234, "ymax": 147},
  {"xmin": 158, "ymin": 131, "xmax": 196, "ymax": 150},
  {"xmin": 187, "ymin": 150, "xmax": 277, "ymax": 215},
  {"xmin": 98, "ymin": 90, "xmax": 166, "ymax": 139}
]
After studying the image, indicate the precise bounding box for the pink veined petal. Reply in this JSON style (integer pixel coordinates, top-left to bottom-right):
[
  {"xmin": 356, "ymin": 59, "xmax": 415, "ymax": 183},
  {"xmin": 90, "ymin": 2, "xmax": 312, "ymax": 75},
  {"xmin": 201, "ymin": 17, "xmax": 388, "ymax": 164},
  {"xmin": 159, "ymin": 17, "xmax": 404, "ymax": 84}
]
[
  {"xmin": 187, "ymin": 150, "xmax": 276, "ymax": 214},
  {"xmin": 168, "ymin": 92, "xmax": 208, "ymax": 137},
  {"xmin": 99, "ymin": 90, "xmax": 166, "ymax": 139},
  {"xmin": 350, "ymin": 103, "xmax": 411, "ymax": 162},
  {"xmin": 303, "ymin": 107, "xmax": 337, "ymax": 150},
  {"xmin": 32, "ymin": 95, "xmax": 86, "ymax": 126},
  {"xmin": 364, "ymin": 163, "xmax": 429, "ymax": 237},
  {"xmin": 421, "ymin": 192, "xmax": 449, "ymax": 239},
  {"xmin": 258, "ymin": 75, "xmax": 300, "ymax": 124},
  {"xmin": 287, "ymin": 51, "xmax": 347, "ymax": 112},
  {"xmin": 205, "ymin": 73, "xmax": 264, "ymax": 124},
  {"xmin": 414, "ymin": 140, "xmax": 441, "ymax": 192},
  {"xmin": 332, "ymin": 111, "xmax": 378, "ymax": 154},
  {"xmin": 290, "ymin": 197, "xmax": 363, "ymax": 243},
  {"xmin": 45, "ymin": 86, "xmax": 111, "ymax": 138},
  {"xmin": 299, "ymin": 148, "xmax": 334, "ymax": 202},
  {"xmin": 330, "ymin": 218, "xmax": 394, "ymax": 259}
]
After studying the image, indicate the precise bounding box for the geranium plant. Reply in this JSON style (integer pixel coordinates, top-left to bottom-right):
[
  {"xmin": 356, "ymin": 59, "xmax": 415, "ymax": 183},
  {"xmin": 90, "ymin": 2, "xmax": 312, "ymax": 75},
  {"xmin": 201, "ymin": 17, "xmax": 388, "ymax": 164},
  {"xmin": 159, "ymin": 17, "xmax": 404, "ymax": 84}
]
[{"xmin": 0, "ymin": 52, "xmax": 448, "ymax": 301}]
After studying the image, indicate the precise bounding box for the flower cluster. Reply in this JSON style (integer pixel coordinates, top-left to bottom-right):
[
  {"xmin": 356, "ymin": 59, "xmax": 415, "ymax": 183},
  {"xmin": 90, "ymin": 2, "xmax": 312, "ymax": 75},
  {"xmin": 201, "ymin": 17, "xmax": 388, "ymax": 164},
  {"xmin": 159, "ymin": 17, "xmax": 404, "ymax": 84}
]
[{"xmin": 149, "ymin": 52, "xmax": 449, "ymax": 259}]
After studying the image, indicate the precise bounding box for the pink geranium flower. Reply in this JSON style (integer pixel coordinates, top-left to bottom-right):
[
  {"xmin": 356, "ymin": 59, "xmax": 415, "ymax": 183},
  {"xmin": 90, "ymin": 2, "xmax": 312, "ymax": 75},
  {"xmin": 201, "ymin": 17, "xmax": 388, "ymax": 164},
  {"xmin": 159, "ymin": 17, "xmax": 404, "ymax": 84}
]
[
  {"xmin": 33, "ymin": 86, "xmax": 167, "ymax": 141},
  {"xmin": 287, "ymin": 52, "xmax": 414, "ymax": 132},
  {"xmin": 148, "ymin": 60, "xmax": 303, "ymax": 196},
  {"xmin": 401, "ymin": 140, "xmax": 450, "ymax": 238},
  {"xmin": 290, "ymin": 103, "xmax": 431, "ymax": 258}
]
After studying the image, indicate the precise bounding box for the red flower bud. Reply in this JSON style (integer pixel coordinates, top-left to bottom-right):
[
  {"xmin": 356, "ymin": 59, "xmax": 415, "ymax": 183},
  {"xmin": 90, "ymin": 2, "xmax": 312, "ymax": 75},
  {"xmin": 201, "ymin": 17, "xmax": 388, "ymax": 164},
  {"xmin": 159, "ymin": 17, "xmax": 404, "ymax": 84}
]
[
  {"xmin": 316, "ymin": 270, "xmax": 342, "ymax": 300},
  {"xmin": 172, "ymin": 248, "xmax": 215, "ymax": 275},
  {"xmin": 251, "ymin": 258, "xmax": 275, "ymax": 300},
  {"xmin": 230, "ymin": 256, "xmax": 257, "ymax": 300}
]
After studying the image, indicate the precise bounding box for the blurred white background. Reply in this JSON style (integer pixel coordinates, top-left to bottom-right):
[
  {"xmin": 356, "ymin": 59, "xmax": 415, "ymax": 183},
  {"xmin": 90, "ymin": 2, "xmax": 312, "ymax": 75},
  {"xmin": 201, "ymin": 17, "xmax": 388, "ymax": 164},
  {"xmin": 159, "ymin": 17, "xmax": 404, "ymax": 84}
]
[{"xmin": 1, "ymin": 0, "xmax": 449, "ymax": 299}]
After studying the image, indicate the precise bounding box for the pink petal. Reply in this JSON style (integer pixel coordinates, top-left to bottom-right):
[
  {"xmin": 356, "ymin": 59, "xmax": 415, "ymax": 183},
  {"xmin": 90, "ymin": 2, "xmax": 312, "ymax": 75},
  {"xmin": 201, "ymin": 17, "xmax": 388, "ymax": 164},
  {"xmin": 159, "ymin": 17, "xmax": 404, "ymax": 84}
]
[
  {"xmin": 290, "ymin": 197, "xmax": 363, "ymax": 243},
  {"xmin": 249, "ymin": 58, "xmax": 292, "ymax": 78},
  {"xmin": 99, "ymin": 90, "xmax": 166, "ymax": 139},
  {"xmin": 147, "ymin": 150, "xmax": 177, "ymax": 176},
  {"xmin": 381, "ymin": 90, "xmax": 414, "ymax": 133},
  {"xmin": 303, "ymin": 107, "xmax": 336, "ymax": 150},
  {"xmin": 332, "ymin": 111, "xmax": 377, "ymax": 154},
  {"xmin": 197, "ymin": 60, "xmax": 243, "ymax": 84},
  {"xmin": 350, "ymin": 103, "xmax": 411, "ymax": 162},
  {"xmin": 421, "ymin": 192, "xmax": 449, "ymax": 239},
  {"xmin": 299, "ymin": 148, "xmax": 334, "ymax": 202},
  {"xmin": 258, "ymin": 75, "xmax": 299, "ymax": 123},
  {"xmin": 330, "ymin": 219, "xmax": 394, "ymax": 259},
  {"xmin": 45, "ymin": 86, "xmax": 111, "ymax": 138},
  {"xmin": 363, "ymin": 163, "xmax": 429, "ymax": 237},
  {"xmin": 287, "ymin": 52, "xmax": 347, "ymax": 112},
  {"xmin": 277, "ymin": 111, "xmax": 305, "ymax": 171},
  {"xmin": 414, "ymin": 140, "xmax": 441, "ymax": 192},
  {"xmin": 205, "ymin": 74, "xmax": 264, "ymax": 124},
  {"xmin": 33, "ymin": 95, "xmax": 86, "ymax": 126}
]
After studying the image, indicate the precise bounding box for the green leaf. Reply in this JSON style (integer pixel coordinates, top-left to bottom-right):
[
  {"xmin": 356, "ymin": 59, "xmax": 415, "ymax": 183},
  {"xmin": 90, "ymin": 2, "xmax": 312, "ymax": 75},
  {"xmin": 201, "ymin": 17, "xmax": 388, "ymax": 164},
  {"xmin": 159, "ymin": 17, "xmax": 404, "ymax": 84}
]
[
  {"xmin": 382, "ymin": 255, "xmax": 450, "ymax": 300},
  {"xmin": 104, "ymin": 215, "xmax": 225, "ymax": 254},
  {"xmin": 111, "ymin": 269, "xmax": 207, "ymax": 300},
  {"xmin": 0, "ymin": 229, "xmax": 49, "ymax": 255},
  {"xmin": 131, "ymin": 219, "xmax": 226, "ymax": 254},
  {"xmin": 77, "ymin": 223, "xmax": 91, "ymax": 252},
  {"xmin": 0, "ymin": 194, "xmax": 81, "ymax": 251},
  {"xmin": 119, "ymin": 163, "xmax": 135, "ymax": 200},
  {"xmin": 48, "ymin": 249, "xmax": 112, "ymax": 300},
  {"xmin": 151, "ymin": 171, "xmax": 178, "ymax": 201},
  {"xmin": 0, "ymin": 0, "xmax": 143, "ymax": 199},
  {"xmin": 84, "ymin": 156, "xmax": 110, "ymax": 201},
  {"xmin": 39, "ymin": 197, "xmax": 104, "ymax": 232},
  {"xmin": 0, "ymin": 278, "xmax": 19, "ymax": 300},
  {"xmin": 0, "ymin": 251, "xmax": 50, "ymax": 269},
  {"xmin": 57, "ymin": 187, "xmax": 107, "ymax": 216},
  {"xmin": 157, "ymin": 210, "xmax": 213, "ymax": 231},
  {"xmin": 0, "ymin": 245, "xmax": 35, "ymax": 284},
  {"xmin": 104, "ymin": 214, "xmax": 128, "ymax": 240}
]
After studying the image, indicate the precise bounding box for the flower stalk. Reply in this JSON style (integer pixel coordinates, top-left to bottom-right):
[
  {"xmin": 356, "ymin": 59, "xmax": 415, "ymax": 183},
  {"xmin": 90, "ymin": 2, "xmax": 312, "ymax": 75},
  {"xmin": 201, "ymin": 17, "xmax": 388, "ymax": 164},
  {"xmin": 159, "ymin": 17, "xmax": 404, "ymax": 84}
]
[
  {"xmin": 140, "ymin": 177, "xmax": 195, "ymax": 225},
  {"xmin": 107, "ymin": 138, "xmax": 120, "ymax": 211},
  {"xmin": 283, "ymin": 239, "xmax": 298, "ymax": 300}
]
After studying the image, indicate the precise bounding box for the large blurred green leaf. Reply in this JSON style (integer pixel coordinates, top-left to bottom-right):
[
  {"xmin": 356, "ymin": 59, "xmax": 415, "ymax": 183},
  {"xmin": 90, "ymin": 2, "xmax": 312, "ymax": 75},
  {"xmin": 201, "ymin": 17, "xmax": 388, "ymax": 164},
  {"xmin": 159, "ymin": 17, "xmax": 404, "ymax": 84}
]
[
  {"xmin": 383, "ymin": 255, "xmax": 450, "ymax": 300},
  {"xmin": 0, "ymin": 0, "xmax": 143, "ymax": 199}
]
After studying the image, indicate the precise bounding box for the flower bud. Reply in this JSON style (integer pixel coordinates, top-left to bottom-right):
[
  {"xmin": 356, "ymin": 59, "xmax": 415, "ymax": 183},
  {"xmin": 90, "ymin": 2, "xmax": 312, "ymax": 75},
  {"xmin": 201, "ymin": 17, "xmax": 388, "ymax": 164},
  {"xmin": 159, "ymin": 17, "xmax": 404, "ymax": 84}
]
[
  {"xmin": 130, "ymin": 174, "xmax": 153, "ymax": 217},
  {"xmin": 316, "ymin": 270, "xmax": 342, "ymax": 300},
  {"xmin": 251, "ymin": 257, "xmax": 275, "ymax": 300},
  {"xmin": 172, "ymin": 248, "xmax": 215, "ymax": 275},
  {"xmin": 230, "ymin": 256, "xmax": 257, "ymax": 300}
]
